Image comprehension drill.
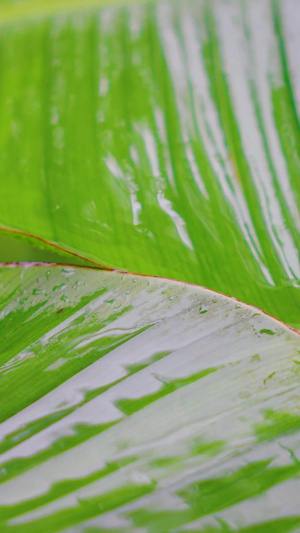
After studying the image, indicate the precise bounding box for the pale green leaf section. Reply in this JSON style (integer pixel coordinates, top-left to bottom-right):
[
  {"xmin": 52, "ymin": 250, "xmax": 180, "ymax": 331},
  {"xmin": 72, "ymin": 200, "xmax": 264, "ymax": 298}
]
[
  {"xmin": 0, "ymin": 265, "xmax": 300, "ymax": 531},
  {"xmin": 0, "ymin": 0, "xmax": 300, "ymax": 328}
]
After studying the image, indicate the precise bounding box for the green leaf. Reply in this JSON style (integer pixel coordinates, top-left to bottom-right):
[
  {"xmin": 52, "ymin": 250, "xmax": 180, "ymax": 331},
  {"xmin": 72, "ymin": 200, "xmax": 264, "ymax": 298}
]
[
  {"xmin": 1, "ymin": 264, "xmax": 300, "ymax": 531},
  {"xmin": 0, "ymin": 231, "xmax": 91, "ymax": 265},
  {"xmin": 0, "ymin": 0, "xmax": 299, "ymax": 327}
]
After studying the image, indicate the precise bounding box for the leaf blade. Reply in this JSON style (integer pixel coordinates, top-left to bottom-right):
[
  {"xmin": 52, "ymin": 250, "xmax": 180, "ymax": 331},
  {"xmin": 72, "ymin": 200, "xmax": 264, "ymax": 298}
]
[
  {"xmin": 0, "ymin": 0, "xmax": 300, "ymax": 326},
  {"xmin": 0, "ymin": 265, "xmax": 300, "ymax": 530}
]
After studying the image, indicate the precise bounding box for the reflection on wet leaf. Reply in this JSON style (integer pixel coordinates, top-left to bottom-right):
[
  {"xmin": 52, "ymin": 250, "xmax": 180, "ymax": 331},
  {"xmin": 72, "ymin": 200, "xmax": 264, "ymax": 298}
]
[{"xmin": 0, "ymin": 264, "xmax": 300, "ymax": 531}]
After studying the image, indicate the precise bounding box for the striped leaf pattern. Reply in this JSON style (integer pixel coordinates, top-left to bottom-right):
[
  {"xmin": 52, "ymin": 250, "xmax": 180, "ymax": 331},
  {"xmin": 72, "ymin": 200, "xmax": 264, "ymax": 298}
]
[
  {"xmin": 0, "ymin": 265, "xmax": 300, "ymax": 531},
  {"xmin": 0, "ymin": 0, "xmax": 299, "ymax": 326}
]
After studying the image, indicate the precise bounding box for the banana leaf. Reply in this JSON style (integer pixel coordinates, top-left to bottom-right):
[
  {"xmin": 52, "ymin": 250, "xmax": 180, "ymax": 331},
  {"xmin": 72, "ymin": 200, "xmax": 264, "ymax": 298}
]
[
  {"xmin": 0, "ymin": 0, "xmax": 299, "ymax": 327},
  {"xmin": 1, "ymin": 264, "xmax": 300, "ymax": 531}
]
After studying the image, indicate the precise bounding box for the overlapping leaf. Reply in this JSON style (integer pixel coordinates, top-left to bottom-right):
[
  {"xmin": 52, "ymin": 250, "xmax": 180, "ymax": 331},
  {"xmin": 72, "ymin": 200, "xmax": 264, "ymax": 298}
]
[
  {"xmin": 0, "ymin": 0, "xmax": 299, "ymax": 326},
  {"xmin": 0, "ymin": 264, "xmax": 300, "ymax": 531}
]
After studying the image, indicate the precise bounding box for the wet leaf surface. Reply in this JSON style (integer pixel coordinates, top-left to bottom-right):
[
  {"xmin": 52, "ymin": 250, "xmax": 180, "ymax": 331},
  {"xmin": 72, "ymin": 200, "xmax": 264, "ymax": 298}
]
[{"xmin": 0, "ymin": 264, "xmax": 300, "ymax": 531}]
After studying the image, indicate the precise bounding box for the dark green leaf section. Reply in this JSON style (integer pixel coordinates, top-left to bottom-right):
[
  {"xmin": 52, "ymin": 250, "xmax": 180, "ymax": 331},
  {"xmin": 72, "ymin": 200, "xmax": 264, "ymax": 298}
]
[
  {"xmin": 130, "ymin": 460, "xmax": 300, "ymax": 532},
  {"xmin": 0, "ymin": 231, "xmax": 80, "ymax": 265},
  {"xmin": 0, "ymin": 265, "xmax": 300, "ymax": 530},
  {"xmin": 0, "ymin": 0, "xmax": 299, "ymax": 327},
  {"xmin": 1, "ymin": 484, "xmax": 156, "ymax": 533},
  {"xmin": 255, "ymin": 409, "xmax": 300, "ymax": 442},
  {"xmin": 115, "ymin": 367, "xmax": 217, "ymax": 416}
]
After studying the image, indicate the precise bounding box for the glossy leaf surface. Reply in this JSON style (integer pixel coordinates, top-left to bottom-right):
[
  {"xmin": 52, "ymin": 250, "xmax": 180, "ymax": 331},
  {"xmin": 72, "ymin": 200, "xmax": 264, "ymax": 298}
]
[
  {"xmin": 0, "ymin": 0, "xmax": 300, "ymax": 327},
  {"xmin": 0, "ymin": 264, "xmax": 300, "ymax": 531}
]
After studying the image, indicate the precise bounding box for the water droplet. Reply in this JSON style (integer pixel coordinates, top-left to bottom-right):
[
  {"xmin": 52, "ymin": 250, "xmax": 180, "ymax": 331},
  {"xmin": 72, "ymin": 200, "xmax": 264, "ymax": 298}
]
[
  {"xmin": 53, "ymin": 283, "xmax": 67, "ymax": 292},
  {"xmin": 199, "ymin": 306, "xmax": 208, "ymax": 314},
  {"xmin": 32, "ymin": 288, "xmax": 43, "ymax": 296},
  {"xmin": 259, "ymin": 329, "xmax": 276, "ymax": 336},
  {"xmin": 62, "ymin": 268, "xmax": 76, "ymax": 278}
]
